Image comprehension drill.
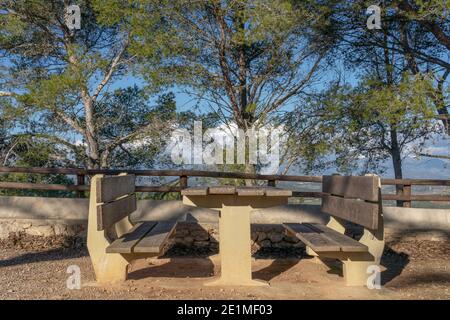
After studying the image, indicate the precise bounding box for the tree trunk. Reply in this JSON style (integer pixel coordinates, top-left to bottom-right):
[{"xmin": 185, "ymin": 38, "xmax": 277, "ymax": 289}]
[
  {"xmin": 84, "ymin": 98, "xmax": 100, "ymax": 169},
  {"xmin": 67, "ymin": 50, "xmax": 100, "ymax": 170},
  {"xmin": 390, "ymin": 128, "xmax": 404, "ymax": 207}
]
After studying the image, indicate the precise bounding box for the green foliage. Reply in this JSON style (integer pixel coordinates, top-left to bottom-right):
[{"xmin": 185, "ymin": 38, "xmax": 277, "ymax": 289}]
[
  {"xmin": 121, "ymin": 0, "xmax": 335, "ymax": 176},
  {"xmin": 354, "ymin": 74, "xmax": 436, "ymax": 128},
  {"xmin": 0, "ymin": 135, "xmax": 75, "ymax": 197},
  {"xmin": 96, "ymin": 87, "xmax": 179, "ymax": 168},
  {"xmin": 310, "ymin": 0, "xmax": 449, "ymax": 177},
  {"xmin": 400, "ymin": 0, "xmax": 450, "ymax": 20},
  {"xmin": 281, "ymin": 95, "xmax": 336, "ymax": 174},
  {"xmin": 326, "ymin": 73, "xmax": 439, "ymax": 174},
  {"xmin": 1, "ymin": 0, "xmax": 447, "ymax": 185},
  {"xmin": 129, "ymin": 0, "xmax": 330, "ymax": 126},
  {"xmin": 0, "ymin": 0, "xmax": 182, "ymax": 169}
]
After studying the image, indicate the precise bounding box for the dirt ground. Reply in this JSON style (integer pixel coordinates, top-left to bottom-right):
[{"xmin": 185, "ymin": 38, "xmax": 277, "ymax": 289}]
[{"xmin": 0, "ymin": 235, "xmax": 449, "ymax": 300}]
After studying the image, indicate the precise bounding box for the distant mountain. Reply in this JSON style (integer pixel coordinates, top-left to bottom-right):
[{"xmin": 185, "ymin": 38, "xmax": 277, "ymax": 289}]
[{"xmin": 400, "ymin": 157, "xmax": 449, "ymax": 179}]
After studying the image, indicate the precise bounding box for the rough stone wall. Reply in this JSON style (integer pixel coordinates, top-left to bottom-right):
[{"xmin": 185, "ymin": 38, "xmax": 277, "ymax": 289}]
[
  {"xmin": 1, "ymin": 219, "xmax": 448, "ymax": 247},
  {"xmin": 0, "ymin": 220, "xmax": 305, "ymax": 251},
  {"xmin": 167, "ymin": 222, "xmax": 305, "ymax": 251},
  {"xmin": 2, "ymin": 197, "xmax": 449, "ymax": 243},
  {"xmin": 0, "ymin": 220, "xmax": 85, "ymax": 239}
]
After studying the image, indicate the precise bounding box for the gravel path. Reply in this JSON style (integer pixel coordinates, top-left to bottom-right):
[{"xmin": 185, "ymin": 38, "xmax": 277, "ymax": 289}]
[{"xmin": 0, "ymin": 234, "xmax": 449, "ymax": 300}]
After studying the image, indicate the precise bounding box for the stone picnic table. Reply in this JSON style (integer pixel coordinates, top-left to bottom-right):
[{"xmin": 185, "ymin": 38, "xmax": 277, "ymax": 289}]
[{"xmin": 181, "ymin": 185, "xmax": 292, "ymax": 286}]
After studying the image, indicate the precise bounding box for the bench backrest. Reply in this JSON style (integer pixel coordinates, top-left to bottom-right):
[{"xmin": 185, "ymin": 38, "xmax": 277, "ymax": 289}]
[
  {"xmin": 95, "ymin": 174, "xmax": 136, "ymax": 231},
  {"xmin": 321, "ymin": 175, "xmax": 381, "ymax": 230}
]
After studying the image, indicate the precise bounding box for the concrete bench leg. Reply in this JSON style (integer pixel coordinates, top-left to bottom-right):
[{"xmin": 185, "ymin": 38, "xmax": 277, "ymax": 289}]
[
  {"xmin": 314, "ymin": 251, "xmax": 377, "ymax": 286},
  {"xmin": 315, "ymin": 216, "xmax": 385, "ymax": 287},
  {"xmin": 342, "ymin": 228, "xmax": 384, "ymax": 287},
  {"xmin": 87, "ymin": 175, "xmax": 131, "ymax": 283},
  {"xmin": 343, "ymin": 211, "xmax": 384, "ymax": 286},
  {"xmin": 87, "ymin": 218, "xmax": 130, "ymax": 283},
  {"xmin": 322, "ymin": 246, "xmax": 383, "ymax": 287},
  {"xmin": 89, "ymin": 252, "xmax": 129, "ymax": 283},
  {"xmin": 342, "ymin": 259, "xmax": 375, "ymax": 286}
]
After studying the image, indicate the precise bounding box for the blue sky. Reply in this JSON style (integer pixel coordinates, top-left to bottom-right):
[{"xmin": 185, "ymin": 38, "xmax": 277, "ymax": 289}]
[
  {"xmin": 3, "ymin": 57, "xmax": 448, "ymax": 179},
  {"xmin": 107, "ymin": 66, "xmax": 450, "ymax": 179},
  {"xmin": 96, "ymin": 63, "xmax": 450, "ymax": 179}
]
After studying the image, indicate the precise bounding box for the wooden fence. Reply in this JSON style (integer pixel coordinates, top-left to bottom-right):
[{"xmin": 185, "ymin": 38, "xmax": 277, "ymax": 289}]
[{"xmin": 0, "ymin": 167, "xmax": 449, "ymax": 208}]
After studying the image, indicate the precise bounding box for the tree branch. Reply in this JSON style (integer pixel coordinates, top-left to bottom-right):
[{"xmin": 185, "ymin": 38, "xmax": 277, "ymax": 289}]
[
  {"xmin": 419, "ymin": 153, "xmax": 450, "ymax": 160},
  {"xmin": 52, "ymin": 108, "xmax": 85, "ymax": 136},
  {"xmin": 92, "ymin": 38, "xmax": 129, "ymax": 102},
  {"xmin": 399, "ymin": 0, "xmax": 450, "ymax": 51},
  {"xmin": 0, "ymin": 91, "xmax": 13, "ymax": 97},
  {"xmin": 267, "ymin": 55, "xmax": 323, "ymax": 113}
]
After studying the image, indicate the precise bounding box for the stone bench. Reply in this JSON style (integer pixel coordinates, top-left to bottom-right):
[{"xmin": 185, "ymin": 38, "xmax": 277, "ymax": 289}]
[
  {"xmin": 283, "ymin": 175, "xmax": 385, "ymax": 286},
  {"xmin": 87, "ymin": 174, "xmax": 177, "ymax": 283}
]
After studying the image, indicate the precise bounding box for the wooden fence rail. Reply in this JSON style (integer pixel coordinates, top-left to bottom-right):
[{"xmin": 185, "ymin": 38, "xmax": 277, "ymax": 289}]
[{"xmin": 0, "ymin": 167, "xmax": 449, "ymax": 207}]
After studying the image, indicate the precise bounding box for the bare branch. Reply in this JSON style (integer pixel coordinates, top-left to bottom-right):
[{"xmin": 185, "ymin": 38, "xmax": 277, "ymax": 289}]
[
  {"xmin": 92, "ymin": 38, "xmax": 130, "ymax": 102},
  {"xmin": 52, "ymin": 108, "xmax": 85, "ymax": 136},
  {"xmin": 266, "ymin": 55, "xmax": 323, "ymax": 114},
  {"xmin": 419, "ymin": 153, "xmax": 450, "ymax": 160},
  {"xmin": 0, "ymin": 91, "xmax": 13, "ymax": 97}
]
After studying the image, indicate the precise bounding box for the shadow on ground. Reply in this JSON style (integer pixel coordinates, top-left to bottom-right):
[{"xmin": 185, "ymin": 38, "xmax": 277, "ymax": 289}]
[
  {"xmin": 4, "ymin": 231, "xmax": 447, "ymax": 288},
  {"xmin": 127, "ymin": 244, "xmax": 307, "ymax": 281},
  {"xmin": 252, "ymin": 259, "xmax": 300, "ymax": 281},
  {"xmin": 381, "ymin": 245, "xmax": 410, "ymax": 285},
  {"xmin": 0, "ymin": 247, "xmax": 87, "ymax": 268},
  {"xmin": 389, "ymin": 272, "xmax": 450, "ymax": 287},
  {"xmin": 128, "ymin": 258, "xmax": 216, "ymax": 279}
]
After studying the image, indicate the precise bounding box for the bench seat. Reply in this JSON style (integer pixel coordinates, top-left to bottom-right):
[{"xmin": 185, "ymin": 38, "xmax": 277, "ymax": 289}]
[
  {"xmin": 281, "ymin": 175, "xmax": 383, "ymax": 286},
  {"xmin": 106, "ymin": 221, "xmax": 177, "ymax": 254},
  {"xmin": 282, "ymin": 223, "xmax": 368, "ymax": 253}
]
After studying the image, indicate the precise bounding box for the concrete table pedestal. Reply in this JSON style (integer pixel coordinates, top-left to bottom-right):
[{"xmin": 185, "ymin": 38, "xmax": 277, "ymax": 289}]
[{"xmin": 182, "ymin": 188, "xmax": 291, "ymax": 286}]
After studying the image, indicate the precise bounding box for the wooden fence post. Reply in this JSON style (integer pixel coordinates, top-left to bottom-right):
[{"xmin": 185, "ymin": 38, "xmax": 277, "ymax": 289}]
[
  {"xmin": 76, "ymin": 174, "xmax": 85, "ymax": 198},
  {"xmin": 268, "ymin": 180, "xmax": 276, "ymax": 187},
  {"xmin": 403, "ymin": 184, "xmax": 412, "ymax": 208},
  {"xmin": 179, "ymin": 175, "xmax": 188, "ymax": 189}
]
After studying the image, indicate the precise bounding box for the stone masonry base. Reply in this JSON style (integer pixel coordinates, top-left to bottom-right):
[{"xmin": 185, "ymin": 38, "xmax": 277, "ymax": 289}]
[
  {"xmin": 0, "ymin": 220, "xmax": 304, "ymax": 251},
  {"xmin": 1, "ymin": 220, "xmax": 448, "ymax": 251}
]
